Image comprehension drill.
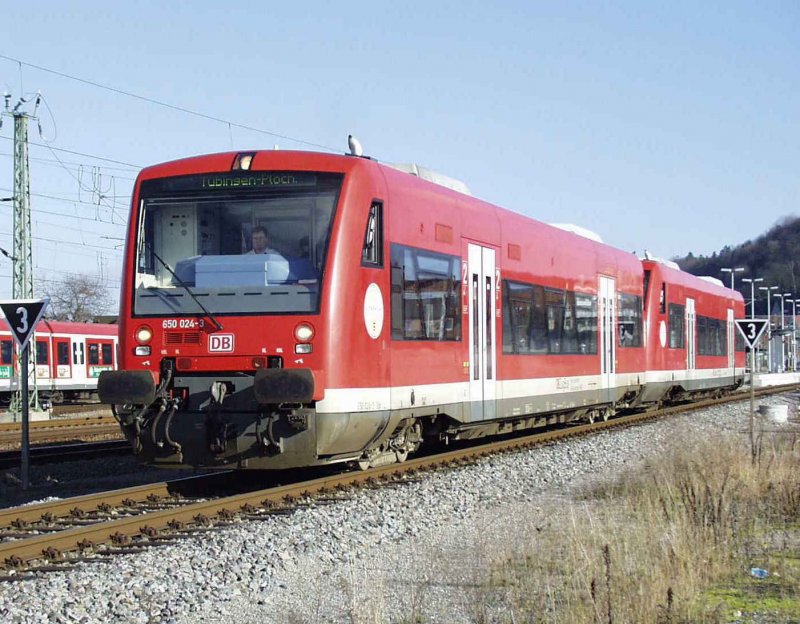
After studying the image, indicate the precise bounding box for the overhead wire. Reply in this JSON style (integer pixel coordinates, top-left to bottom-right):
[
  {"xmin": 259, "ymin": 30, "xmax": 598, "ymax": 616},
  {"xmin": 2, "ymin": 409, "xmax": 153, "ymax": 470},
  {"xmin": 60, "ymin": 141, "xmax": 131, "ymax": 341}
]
[
  {"xmin": 0, "ymin": 135, "xmax": 139, "ymax": 168},
  {"xmin": 0, "ymin": 54, "xmax": 340, "ymax": 153}
]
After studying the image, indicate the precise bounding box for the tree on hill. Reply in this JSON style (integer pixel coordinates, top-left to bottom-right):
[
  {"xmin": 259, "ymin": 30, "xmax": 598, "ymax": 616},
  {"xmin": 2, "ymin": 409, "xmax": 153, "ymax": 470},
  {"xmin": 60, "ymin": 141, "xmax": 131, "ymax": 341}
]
[{"xmin": 672, "ymin": 215, "xmax": 800, "ymax": 316}]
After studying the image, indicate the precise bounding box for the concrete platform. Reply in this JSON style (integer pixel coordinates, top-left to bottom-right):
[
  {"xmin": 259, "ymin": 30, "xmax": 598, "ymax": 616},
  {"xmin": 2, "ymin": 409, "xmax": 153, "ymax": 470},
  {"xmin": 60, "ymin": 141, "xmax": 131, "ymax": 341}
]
[
  {"xmin": 751, "ymin": 372, "xmax": 800, "ymax": 388},
  {"xmin": 0, "ymin": 410, "xmax": 51, "ymax": 424}
]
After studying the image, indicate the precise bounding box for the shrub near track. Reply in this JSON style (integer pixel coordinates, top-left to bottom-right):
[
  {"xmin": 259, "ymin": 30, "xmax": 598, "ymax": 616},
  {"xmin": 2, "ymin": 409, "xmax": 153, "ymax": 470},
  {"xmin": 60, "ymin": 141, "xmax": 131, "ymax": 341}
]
[{"xmin": 485, "ymin": 430, "xmax": 800, "ymax": 623}]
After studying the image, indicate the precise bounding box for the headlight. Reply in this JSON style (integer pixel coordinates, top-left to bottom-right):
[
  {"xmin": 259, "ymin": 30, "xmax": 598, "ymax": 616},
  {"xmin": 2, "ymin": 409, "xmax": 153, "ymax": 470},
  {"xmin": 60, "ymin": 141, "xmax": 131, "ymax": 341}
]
[
  {"xmin": 294, "ymin": 322, "xmax": 314, "ymax": 342},
  {"xmin": 135, "ymin": 325, "xmax": 153, "ymax": 344}
]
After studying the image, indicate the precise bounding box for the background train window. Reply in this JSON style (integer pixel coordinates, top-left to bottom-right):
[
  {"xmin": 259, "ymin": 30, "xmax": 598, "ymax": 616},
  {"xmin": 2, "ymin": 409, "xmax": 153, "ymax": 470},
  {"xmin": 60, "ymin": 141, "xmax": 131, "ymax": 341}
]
[
  {"xmin": 36, "ymin": 342, "xmax": 49, "ymax": 365},
  {"xmin": 1, "ymin": 340, "xmax": 12, "ymax": 365},
  {"xmin": 89, "ymin": 343, "xmax": 100, "ymax": 365},
  {"xmin": 102, "ymin": 344, "xmax": 113, "ymax": 365},
  {"xmin": 668, "ymin": 303, "xmax": 685, "ymax": 348},
  {"xmin": 697, "ymin": 315, "xmax": 726, "ymax": 356},
  {"xmin": 361, "ymin": 201, "xmax": 383, "ymax": 266},
  {"xmin": 501, "ymin": 281, "xmax": 596, "ymax": 355},
  {"xmin": 390, "ymin": 244, "xmax": 461, "ymax": 341},
  {"xmin": 618, "ymin": 293, "xmax": 643, "ymax": 347},
  {"xmin": 57, "ymin": 342, "xmax": 69, "ymax": 366}
]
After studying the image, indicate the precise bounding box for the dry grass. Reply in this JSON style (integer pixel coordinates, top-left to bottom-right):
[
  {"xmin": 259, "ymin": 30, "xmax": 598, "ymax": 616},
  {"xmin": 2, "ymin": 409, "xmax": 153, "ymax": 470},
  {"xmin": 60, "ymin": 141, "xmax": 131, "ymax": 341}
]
[{"xmin": 485, "ymin": 429, "xmax": 800, "ymax": 623}]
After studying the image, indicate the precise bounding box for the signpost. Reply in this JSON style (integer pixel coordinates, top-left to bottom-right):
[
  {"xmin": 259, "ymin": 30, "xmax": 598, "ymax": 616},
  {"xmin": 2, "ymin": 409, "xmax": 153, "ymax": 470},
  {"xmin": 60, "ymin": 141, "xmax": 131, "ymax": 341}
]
[
  {"xmin": 735, "ymin": 318, "xmax": 769, "ymax": 462},
  {"xmin": 0, "ymin": 298, "xmax": 49, "ymax": 489}
]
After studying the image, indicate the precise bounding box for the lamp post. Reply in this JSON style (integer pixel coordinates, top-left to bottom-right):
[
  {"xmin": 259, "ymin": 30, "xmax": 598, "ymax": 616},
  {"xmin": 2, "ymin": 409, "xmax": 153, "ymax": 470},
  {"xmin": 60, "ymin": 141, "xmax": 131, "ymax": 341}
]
[
  {"xmin": 721, "ymin": 267, "xmax": 745, "ymax": 291},
  {"xmin": 760, "ymin": 285, "xmax": 779, "ymax": 372},
  {"xmin": 741, "ymin": 278, "xmax": 763, "ymax": 319},
  {"xmin": 774, "ymin": 292, "xmax": 789, "ymax": 373},
  {"xmin": 787, "ymin": 298, "xmax": 797, "ymax": 372}
]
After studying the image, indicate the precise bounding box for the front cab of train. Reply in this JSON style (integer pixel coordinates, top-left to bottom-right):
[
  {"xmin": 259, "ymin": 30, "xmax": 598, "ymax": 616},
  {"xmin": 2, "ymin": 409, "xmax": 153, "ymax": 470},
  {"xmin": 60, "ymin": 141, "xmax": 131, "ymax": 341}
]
[{"xmin": 99, "ymin": 151, "xmax": 373, "ymax": 469}]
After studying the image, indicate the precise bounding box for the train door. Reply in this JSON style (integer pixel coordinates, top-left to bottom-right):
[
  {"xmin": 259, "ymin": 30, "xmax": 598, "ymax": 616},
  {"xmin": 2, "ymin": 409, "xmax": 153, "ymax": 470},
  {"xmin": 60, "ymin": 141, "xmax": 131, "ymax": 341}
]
[
  {"xmin": 467, "ymin": 243, "xmax": 497, "ymax": 421},
  {"xmin": 727, "ymin": 308, "xmax": 734, "ymax": 369},
  {"xmin": 686, "ymin": 298, "xmax": 696, "ymax": 370},
  {"xmin": 53, "ymin": 338, "xmax": 71, "ymax": 379},
  {"xmin": 598, "ymin": 276, "xmax": 616, "ymax": 400},
  {"xmin": 73, "ymin": 339, "xmax": 86, "ymax": 383}
]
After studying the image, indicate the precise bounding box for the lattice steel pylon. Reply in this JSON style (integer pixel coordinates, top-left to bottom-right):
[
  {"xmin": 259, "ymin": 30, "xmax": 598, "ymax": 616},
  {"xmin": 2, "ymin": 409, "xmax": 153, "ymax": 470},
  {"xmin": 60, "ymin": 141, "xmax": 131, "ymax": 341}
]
[{"xmin": 5, "ymin": 97, "xmax": 41, "ymax": 412}]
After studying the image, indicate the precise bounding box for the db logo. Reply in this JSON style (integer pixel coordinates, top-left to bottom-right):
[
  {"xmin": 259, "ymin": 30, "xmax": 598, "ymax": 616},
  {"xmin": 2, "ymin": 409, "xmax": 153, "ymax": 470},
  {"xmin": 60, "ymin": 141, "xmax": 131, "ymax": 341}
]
[{"xmin": 208, "ymin": 334, "xmax": 235, "ymax": 352}]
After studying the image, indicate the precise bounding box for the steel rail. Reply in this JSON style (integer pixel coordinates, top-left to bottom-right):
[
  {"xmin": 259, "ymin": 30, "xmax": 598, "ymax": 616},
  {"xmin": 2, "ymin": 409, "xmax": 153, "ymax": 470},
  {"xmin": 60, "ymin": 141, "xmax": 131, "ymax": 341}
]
[
  {"xmin": 1, "ymin": 382, "xmax": 796, "ymax": 572},
  {"xmin": 0, "ymin": 473, "xmax": 228, "ymax": 528},
  {"xmin": 0, "ymin": 424, "xmax": 121, "ymax": 446},
  {"xmin": 0, "ymin": 440, "xmax": 130, "ymax": 470}
]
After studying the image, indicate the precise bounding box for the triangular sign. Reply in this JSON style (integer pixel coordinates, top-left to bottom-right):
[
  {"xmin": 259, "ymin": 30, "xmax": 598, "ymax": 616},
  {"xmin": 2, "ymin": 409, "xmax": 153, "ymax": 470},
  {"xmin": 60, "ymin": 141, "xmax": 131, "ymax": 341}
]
[
  {"xmin": 0, "ymin": 298, "xmax": 50, "ymax": 352},
  {"xmin": 734, "ymin": 318, "xmax": 769, "ymax": 349}
]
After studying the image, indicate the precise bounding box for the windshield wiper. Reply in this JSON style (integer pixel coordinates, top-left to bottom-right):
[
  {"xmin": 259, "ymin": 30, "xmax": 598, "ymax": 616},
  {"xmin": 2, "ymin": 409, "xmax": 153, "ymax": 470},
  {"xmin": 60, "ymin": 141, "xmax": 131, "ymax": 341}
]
[{"xmin": 144, "ymin": 242, "xmax": 223, "ymax": 331}]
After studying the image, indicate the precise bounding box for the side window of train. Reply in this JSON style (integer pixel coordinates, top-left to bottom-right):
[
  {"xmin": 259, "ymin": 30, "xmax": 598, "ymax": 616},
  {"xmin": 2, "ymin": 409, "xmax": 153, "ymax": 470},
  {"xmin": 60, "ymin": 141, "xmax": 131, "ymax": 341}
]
[
  {"xmin": 57, "ymin": 342, "xmax": 69, "ymax": 366},
  {"xmin": 89, "ymin": 343, "xmax": 100, "ymax": 365},
  {"xmin": 659, "ymin": 283, "xmax": 666, "ymax": 314},
  {"xmin": 390, "ymin": 243, "xmax": 461, "ymax": 341},
  {"xmin": 668, "ymin": 303, "xmax": 685, "ymax": 348},
  {"xmin": 0, "ymin": 340, "xmax": 12, "ymax": 364},
  {"xmin": 102, "ymin": 344, "xmax": 113, "ymax": 365},
  {"xmin": 361, "ymin": 201, "xmax": 383, "ymax": 267},
  {"xmin": 36, "ymin": 342, "xmax": 49, "ymax": 365},
  {"xmin": 501, "ymin": 280, "xmax": 596, "ymax": 355},
  {"xmin": 618, "ymin": 293, "xmax": 643, "ymax": 347},
  {"xmin": 697, "ymin": 315, "xmax": 726, "ymax": 356}
]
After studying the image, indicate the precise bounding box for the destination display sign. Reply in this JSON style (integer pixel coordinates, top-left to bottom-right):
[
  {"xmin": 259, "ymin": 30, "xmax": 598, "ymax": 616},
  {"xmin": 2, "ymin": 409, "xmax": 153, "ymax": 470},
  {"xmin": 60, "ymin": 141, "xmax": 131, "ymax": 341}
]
[{"xmin": 141, "ymin": 171, "xmax": 319, "ymax": 195}]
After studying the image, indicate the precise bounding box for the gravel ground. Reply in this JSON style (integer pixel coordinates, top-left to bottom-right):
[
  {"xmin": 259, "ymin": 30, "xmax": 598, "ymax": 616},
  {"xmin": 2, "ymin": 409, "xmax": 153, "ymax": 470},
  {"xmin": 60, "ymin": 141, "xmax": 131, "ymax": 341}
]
[{"xmin": 0, "ymin": 396, "xmax": 797, "ymax": 623}]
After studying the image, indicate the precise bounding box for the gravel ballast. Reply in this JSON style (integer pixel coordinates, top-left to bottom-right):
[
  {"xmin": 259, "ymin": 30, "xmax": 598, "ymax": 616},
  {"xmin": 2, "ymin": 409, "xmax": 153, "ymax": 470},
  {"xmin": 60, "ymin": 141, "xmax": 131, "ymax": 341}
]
[{"xmin": 0, "ymin": 397, "xmax": 794, "ymax": 623}]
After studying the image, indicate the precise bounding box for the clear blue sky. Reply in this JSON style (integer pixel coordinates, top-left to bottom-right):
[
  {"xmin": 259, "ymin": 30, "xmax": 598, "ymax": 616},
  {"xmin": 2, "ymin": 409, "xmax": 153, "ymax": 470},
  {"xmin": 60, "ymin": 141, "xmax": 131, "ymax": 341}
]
[{"xmin": 1, "ymin": 1, "xmax": 798, "ymax": 304}]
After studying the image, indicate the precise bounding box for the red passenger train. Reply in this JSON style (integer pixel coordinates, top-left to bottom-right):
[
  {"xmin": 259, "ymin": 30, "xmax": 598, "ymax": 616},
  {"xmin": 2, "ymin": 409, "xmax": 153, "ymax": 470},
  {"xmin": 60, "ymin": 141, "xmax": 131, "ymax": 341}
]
[
  {"xmin": 98, "ymin": 149, "xmax": 745, "ymax": 470},
  {"xmin": 1, "ymin": 320, "xmax": 118, "ymax": 405}
]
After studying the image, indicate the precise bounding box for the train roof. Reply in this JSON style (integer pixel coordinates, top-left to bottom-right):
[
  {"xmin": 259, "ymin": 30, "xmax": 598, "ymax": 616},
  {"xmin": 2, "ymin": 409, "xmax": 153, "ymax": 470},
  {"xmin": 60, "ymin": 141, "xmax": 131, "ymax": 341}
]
[
  {"xmin": 0, "ymin": 318, "xmax": 118, "ymax": 336},
  {"xmin": 642, "ymin": 258, "xmax": 744, "ymax": 303},
  {"xmin": 135, "ymin": 150, "xmax": 660, "ymax": 281}
]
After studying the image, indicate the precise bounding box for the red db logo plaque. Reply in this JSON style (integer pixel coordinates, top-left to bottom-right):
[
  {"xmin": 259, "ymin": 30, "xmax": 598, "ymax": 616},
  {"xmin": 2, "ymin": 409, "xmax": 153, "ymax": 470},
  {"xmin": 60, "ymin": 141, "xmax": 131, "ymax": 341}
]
[{"xmin": 208, "ymin": 334, "xmax": 234, "ymax": 352}]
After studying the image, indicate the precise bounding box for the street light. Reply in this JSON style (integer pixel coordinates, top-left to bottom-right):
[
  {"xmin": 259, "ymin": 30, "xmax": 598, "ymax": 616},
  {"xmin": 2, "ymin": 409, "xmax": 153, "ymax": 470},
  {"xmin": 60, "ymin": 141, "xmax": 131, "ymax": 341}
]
[
  {"xmin": 774, "ymin": 292, "xmax": 790, "ymax": 372},
  {"xmin": 721, "ymin": 267, "xmax": 745, "ymax": 291},
  {"xmin": 759, "ymin": 285, "xmax": 779, "ymax": 372},
  {"xmin": 787, "ymin": 298, "xmax": 797, "ymax": 371},
  {"xmin": 741, "ymin": 277, "xmax": 764, "ymax": 319}
]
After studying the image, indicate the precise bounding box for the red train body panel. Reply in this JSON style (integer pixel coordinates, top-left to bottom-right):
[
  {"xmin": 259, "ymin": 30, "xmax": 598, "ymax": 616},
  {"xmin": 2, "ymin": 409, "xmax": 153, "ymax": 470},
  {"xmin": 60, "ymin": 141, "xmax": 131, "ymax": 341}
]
[{"xmin": 98, "ymin": 150, "xmax": 745, "ymax": 470}]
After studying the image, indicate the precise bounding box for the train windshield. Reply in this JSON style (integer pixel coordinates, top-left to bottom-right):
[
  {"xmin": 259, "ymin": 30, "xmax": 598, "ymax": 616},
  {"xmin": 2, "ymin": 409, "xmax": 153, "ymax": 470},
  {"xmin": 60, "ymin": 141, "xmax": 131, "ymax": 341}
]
[{"xmin": 133, "ymin": 171, "xmax": 342, "ymax": 316}]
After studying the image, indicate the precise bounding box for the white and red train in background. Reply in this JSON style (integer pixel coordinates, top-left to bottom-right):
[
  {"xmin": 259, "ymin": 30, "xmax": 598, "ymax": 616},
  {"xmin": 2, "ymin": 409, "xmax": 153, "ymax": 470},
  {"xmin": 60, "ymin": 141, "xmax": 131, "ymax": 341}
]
[
  {"xmin": 0, "ymin": 319, "xmax": 118, "ymax": 405},
  {"xmin": 98, "ymin": 148, "xmax": 745, "ymax": 471}
]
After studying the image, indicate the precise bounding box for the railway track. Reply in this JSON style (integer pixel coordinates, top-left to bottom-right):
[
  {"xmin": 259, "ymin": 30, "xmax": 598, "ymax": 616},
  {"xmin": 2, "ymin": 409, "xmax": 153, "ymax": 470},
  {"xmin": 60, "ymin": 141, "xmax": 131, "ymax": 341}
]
[
  {"xmin": 0, "ymin": 440, "xmax": 131, "ymax": 470},
  {"xmin": 0, "ymin": 383, "xmax": 796, "ymax": 579},
  {"xmin": 0, "ymin": 413, "xmax": 120, "ymax": 448}
]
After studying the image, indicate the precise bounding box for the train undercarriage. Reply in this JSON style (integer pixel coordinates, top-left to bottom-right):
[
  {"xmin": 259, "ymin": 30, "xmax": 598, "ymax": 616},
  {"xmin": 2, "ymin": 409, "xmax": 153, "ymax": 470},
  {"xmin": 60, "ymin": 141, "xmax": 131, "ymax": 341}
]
[{"xmin": 100, "ymin": 365, "xmax": 743, "ymax": 472}]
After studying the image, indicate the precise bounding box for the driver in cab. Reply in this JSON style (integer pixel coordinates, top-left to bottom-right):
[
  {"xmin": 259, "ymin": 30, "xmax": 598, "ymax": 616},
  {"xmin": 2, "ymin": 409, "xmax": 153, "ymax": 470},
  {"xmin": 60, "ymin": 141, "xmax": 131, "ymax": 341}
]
[{"xmin": 247, "ymin": 226, "xmax": 277, "ymax": 255}]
